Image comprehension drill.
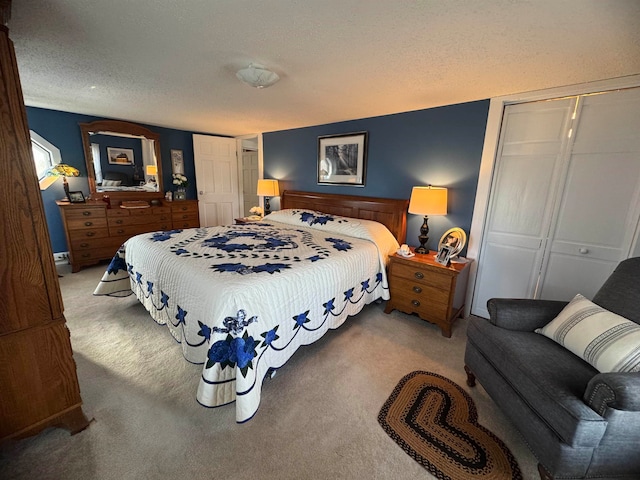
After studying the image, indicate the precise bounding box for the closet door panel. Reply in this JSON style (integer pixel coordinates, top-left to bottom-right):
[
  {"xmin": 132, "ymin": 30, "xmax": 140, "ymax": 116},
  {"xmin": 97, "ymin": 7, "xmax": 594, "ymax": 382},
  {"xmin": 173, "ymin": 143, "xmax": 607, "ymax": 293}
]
[
  {"xmin": 539, "ymin": 88, "xmax": 640, "ymax": 301},
  {"xmin": 471, "ymin": 99, "xmax": 574, "ymax": 317}
]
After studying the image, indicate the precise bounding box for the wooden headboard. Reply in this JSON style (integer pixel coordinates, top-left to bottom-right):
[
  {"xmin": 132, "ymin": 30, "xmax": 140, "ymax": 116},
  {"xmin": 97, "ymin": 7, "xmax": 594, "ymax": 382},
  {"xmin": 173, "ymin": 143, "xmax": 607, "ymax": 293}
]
[{"xmin": 280, "ymin": 190, "xmax": 409, "ymax": 244}]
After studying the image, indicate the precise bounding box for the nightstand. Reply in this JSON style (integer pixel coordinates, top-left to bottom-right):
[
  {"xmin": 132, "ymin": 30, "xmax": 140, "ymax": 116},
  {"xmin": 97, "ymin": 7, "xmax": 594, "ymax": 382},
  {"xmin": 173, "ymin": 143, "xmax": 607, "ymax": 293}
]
[{"xmin": 384, "ymin": 248, "xmax": 472, "ymax": 337}]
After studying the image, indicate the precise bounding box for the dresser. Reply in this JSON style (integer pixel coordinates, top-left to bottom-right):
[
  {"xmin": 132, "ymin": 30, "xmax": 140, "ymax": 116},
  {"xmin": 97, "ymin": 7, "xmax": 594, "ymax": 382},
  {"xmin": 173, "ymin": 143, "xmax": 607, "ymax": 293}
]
[
  {"xmin": 58, "ymin": 199, "xmax": 200, "ymax": 272},
  {"xmin": 1, "ymin": 20, "xmax": 89, "ymax": 441},
  {"xmin": 384, "ymin": 249, "xmax": 472, "ymax": 337}
]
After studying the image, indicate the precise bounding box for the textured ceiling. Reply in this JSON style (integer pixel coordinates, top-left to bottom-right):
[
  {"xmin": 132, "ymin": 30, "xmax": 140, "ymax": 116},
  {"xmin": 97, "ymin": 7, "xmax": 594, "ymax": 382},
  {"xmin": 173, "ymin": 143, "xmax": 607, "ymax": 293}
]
[{"xmin": 8, "ymin": 0, "xmax": 640, "ymax": 136}]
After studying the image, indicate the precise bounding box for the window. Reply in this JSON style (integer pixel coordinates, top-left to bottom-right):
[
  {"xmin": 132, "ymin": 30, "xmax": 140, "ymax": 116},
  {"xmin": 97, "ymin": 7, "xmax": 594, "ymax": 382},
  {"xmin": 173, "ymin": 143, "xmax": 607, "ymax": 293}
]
[{"xmin": 30, "ymin": 130, "xmax": 62, "ymax": 179}]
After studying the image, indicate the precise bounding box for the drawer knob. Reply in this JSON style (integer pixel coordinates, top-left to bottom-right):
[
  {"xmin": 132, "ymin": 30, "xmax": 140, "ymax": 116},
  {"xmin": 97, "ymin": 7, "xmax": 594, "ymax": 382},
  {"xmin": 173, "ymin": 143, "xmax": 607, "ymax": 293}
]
[
  {"xmin": 86, "ymin": 232, "xmax": 95, "ymax": 237},
  {"xmin": 80, "ymin": 242, "xmax": 89, "ymax": 247},
  {"xmin": 182, "ymin": 214, "xmax": 188, "ymax": 219},
  {"xmin": 116, "ymin": 219, "xmax": 123, "ymax": 224},
  {"xmin": 579, "ymin": 247, "xmax": 589, "ymax": 254},
  {"xmin": 414, "ymin": 272, "xmax": 424, "ymax": 279},
  {"xmin": 82, "ymin": 211, "xmax": 91, "ymax": 216},
  {"xmin": 181, "ymin": 207, "xmax": 188, "ymax": 211},
  {"xmin": 84, "ymin": 221, "xmax": 93, "ymax": 226},
  {"xmin": 82, "ymin": 253, "xmax": 91, "ymax": 258},
  {"xmin": 411, "ymin": 299, "xmax": 421, "ymax": 307},
  {"xmin": 117, "ymin": 229, "xmax": 125, "ymax": 234},
  {"xmin": 413, "ymin": 286, "xmax": 422, "ymax": 293}
]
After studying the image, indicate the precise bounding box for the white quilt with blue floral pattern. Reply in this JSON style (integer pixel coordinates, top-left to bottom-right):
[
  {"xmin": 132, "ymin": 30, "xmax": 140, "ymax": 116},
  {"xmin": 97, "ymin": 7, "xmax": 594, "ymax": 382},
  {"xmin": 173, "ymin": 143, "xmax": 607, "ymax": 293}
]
[{"xmin": 94, "ymin": 209, "xmax": 399, "ymax": 422}]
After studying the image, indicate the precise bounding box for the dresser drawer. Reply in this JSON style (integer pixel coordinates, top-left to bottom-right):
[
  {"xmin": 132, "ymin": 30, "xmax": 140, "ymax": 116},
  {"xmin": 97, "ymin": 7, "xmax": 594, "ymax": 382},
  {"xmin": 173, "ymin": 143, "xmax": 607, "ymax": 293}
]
[
  {"xmin": 108, "ymin": 213, "xmax": 171, "ymax": 228},
  {"xmin": 70, "ymin": 236, "xmax": 122, "ymax": 251},
  {"xmin": 68, "ymin": 227, "xmax": 110, "ymax": 241},
  {"xmin": 73, "ymin": 246, "xmax": 121, "ymax": 263},
  {"xmin": 109, "ymin": 222, "xmax": 172, "ymax": 238},
  {"xmin": 172, "ymin": 212, "xmax": 198, "ymax": 223},
  {"xmin": 64, "ymin": 206, "xmax": 106, "ymax": 219},
  {"xmin": 171, "ymin": 202, "xmax": 198, "ymax": 214},
  {"xmin": 173, "ymin": 219, "xmax": 199, "ymax": 229},
  {"xmin": 66, "ymin": 216, "xmax": 108, "ymax": 230}
]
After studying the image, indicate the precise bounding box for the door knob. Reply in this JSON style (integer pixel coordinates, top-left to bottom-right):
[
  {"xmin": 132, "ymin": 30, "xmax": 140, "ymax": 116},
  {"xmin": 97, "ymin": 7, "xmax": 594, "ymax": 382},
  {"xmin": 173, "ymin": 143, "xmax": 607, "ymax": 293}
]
[
  {"xmin": 579, "ymin": 248, "xmax": 589, "ymax": 254},
  {"xmin": 199, "ymin": 191, "xmax": 203, "ymax": 195}
]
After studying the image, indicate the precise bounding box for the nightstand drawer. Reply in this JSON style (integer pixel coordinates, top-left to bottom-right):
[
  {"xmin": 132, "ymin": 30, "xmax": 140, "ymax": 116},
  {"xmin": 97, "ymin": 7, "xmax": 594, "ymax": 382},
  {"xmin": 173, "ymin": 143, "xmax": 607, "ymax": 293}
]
[
  {"xmin": 389, "ymin": 277, "xmax": 449, "ymax": 307},
  {"xmin": 384, "ymin": 250, "xmax": 472, "ymax": 338},
  {"xmin": 390, "ymin": 263, "xmax": 451, "ymax": 290},
  {"xmin": 387, "ymin": 289, "xmax": 449, "ymax": 320}
]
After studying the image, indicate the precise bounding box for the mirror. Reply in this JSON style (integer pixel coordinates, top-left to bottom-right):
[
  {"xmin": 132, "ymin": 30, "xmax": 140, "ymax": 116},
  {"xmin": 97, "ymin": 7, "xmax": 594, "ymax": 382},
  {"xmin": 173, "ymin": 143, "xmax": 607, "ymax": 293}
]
[{"xmin": 79, "ymin": 120, "xmax": 163, "ymax": 200}]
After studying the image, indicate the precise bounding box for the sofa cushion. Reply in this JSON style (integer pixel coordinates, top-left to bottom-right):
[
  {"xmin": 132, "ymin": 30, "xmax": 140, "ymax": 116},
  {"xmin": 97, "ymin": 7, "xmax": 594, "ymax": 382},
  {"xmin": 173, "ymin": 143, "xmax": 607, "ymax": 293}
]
[
  {"xmin": 536, "ymin": 294, "xmax": 640, "ymax": 373},
  {"xmin": 467, "ymin": 317, "xmax": 607, "ymax": 447}
]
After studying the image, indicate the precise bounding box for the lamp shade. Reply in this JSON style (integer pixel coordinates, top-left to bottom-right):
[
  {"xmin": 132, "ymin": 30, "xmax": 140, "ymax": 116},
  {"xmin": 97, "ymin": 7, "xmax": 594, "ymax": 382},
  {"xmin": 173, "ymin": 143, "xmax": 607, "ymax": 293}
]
[
  {"xmin": 257, "ymin": 179, "xmax": 280, "ymax": 197},
  {"xmin": 49, "ymin": 163, "xmax": 80, "ymax": 177},
  {"xmin": 408, "ymin": 186, "xmax": 448, "ymax": 215},
  {"xmin": 236, "ymin": 63, "xmax": 280, "ymax": 89},
  {"xmin": 146, "ymin": 165, "xmax": 157, "ymax": 176}
]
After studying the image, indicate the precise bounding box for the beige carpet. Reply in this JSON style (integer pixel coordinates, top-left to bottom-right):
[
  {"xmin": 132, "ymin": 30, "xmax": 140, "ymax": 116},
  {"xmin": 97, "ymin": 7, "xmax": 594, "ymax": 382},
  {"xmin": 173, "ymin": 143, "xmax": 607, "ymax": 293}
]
[{"xmin": 0, "ymin": 263, "xmax": 540, "ymax": 479}]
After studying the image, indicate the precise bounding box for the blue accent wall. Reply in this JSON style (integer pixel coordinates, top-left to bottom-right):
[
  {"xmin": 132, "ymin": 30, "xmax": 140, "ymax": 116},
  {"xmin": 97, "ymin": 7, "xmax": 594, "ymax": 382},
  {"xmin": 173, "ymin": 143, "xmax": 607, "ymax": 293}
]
[
  {"xmin": 263, "ymin": 100, "xmax": 490, "ymax": 253},
  {"xmin": 26, "ymin": 107, "xmax": 209, "ymax": 253}
]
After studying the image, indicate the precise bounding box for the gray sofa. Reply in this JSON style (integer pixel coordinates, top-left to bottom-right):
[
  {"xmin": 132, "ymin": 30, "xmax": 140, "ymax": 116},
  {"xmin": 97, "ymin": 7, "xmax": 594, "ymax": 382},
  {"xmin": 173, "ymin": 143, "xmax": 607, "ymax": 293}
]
[{"xmin": 464, "ymin": 257, "xmax": 640, "ymax": 479}]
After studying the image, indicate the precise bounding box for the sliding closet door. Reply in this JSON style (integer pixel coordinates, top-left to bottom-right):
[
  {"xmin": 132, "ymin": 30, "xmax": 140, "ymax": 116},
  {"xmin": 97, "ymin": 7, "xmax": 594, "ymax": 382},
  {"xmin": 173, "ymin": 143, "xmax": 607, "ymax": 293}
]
[
  {"xmin": 471, "ymin": 99, "xmax": 575, "ymax": 318},
  {"xmin": 538, "ymin": 88, "xmax": 640, "ymax": 300},
  {"xmin": 472, "ymin": 87, "xmax": 640, "ymax": 318}
]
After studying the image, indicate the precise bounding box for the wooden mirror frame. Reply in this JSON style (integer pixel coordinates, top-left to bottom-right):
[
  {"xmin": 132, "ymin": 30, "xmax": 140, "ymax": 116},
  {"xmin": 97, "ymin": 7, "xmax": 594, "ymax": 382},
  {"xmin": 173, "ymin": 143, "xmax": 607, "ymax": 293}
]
[{"xmin": 79, "ymin": 120, "xmax": 164, "ymax": 203}]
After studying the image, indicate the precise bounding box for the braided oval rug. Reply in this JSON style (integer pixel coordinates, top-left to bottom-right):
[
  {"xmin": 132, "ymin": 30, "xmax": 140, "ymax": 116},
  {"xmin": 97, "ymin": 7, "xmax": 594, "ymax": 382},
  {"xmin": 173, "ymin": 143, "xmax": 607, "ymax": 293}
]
[{"xmin": 378, "ymin": 371, "xmax": 522, "ymax": 480}]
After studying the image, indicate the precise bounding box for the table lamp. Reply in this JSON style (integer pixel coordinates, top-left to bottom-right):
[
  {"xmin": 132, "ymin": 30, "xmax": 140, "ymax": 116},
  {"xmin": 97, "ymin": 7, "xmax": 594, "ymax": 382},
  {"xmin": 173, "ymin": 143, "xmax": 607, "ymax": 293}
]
[
  {"xmin": 257, "ymin": 179, "xmax": 279, "ymax": 215},
  {"xmin": 408, "ymin": 185, "xmax": 448, "ymax": 254},
  {"xmin": 47, "ymin": 163, "xmax": 80, "ymax": 201},
  {"xmin": 146, "ymin": 165, "xmax": 157, "ymax": 183}
]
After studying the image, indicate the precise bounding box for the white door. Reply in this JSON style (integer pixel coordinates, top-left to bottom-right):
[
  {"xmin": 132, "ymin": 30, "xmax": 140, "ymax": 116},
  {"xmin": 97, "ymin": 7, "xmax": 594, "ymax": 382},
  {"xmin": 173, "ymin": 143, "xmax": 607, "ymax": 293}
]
[
  {"xmin": 193, "ymin": 134, "xmax": 239, "ymax": 226},
  {"xmin": 538, "ymin": 89, "xmax": 640, "ymax": 300},
  {"xmin": 471, "ymin": 98, "xmax": 575, "ymax": 318},
  {"xmin": 471, "ymin": 88, "xmax": 640, "ymax": 317},
  {"xmin": 241, "ymin": 150, "xmax": 259, "ymax": 216}
]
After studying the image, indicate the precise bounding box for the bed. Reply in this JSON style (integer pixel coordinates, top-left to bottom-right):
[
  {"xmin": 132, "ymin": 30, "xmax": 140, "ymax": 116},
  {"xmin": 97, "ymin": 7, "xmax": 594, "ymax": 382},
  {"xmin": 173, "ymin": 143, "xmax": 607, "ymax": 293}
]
[{"xmin": 94, "ymin": 190, "xmax": 408, "ymax": 422}]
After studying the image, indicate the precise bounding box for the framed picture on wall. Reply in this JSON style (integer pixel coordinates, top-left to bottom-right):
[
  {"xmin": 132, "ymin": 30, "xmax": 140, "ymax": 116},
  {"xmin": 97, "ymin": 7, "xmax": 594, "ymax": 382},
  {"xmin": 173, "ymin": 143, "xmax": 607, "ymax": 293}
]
[
  {"xmin": 107, "ymin": 147, "xmax": 134, "ymax": 165},
  {"xmin": 317, "ymin": 131, "xmax": 368, "ymax": 186},
  {"xmin": 171, "ymin": 149, "xmax": 184, "ymax": 174}
]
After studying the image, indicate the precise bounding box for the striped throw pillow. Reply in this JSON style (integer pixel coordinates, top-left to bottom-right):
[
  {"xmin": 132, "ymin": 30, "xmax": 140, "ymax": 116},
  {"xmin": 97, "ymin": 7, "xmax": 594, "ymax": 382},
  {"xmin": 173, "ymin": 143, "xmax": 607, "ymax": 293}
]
[{"xmin": 536, "ymin": 294, "xmax": 640, "ymax": 373}]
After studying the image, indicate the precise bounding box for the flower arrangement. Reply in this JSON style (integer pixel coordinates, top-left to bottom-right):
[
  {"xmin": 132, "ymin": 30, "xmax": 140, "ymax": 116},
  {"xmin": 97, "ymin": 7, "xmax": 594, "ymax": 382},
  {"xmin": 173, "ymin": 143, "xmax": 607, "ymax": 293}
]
[
  {"xmin": 172, "ymin": 173, "xmax": 189, "ymax": 189},
  {"xmin": 249, "ymin": 206, "xmax": 264, "ymax": 217}
]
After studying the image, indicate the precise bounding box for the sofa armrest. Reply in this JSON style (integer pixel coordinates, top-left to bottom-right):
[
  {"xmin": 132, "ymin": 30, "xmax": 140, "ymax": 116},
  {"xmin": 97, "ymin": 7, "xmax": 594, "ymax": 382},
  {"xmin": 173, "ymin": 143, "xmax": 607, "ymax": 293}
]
[
  {"xmin": 584, "ymin": 372, "xmax": 640, "ymax": 415},
  {"xmin": 487, "ymin": 298, "xmax": 568, "ymax": 331}
]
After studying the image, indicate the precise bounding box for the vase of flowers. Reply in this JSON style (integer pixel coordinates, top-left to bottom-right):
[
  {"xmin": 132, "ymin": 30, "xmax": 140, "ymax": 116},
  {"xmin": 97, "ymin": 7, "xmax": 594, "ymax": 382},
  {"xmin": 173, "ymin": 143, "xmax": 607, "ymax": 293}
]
[{"xmin": 173, "ymin": 173, "xmax": 188, "ymax": 200}]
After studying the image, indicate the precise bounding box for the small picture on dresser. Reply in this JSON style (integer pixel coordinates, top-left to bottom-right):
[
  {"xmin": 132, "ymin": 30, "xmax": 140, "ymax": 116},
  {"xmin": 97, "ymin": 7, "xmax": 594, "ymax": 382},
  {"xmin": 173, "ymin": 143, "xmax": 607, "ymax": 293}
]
[
  {"xmin": 435, "ymin": 244, "xmax": 453, "ymax": 266},
  {"xmin": 68, "ymin": 191, "xmax": 86, "ymax": 203}
]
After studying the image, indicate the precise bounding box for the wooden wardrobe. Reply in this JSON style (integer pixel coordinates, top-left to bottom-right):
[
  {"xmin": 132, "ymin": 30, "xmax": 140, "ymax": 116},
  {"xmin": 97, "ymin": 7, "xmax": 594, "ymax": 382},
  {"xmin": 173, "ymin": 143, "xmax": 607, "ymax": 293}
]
[{"xmin": 0, "ymin": 5, "xmax": 89, "ymax": 442}]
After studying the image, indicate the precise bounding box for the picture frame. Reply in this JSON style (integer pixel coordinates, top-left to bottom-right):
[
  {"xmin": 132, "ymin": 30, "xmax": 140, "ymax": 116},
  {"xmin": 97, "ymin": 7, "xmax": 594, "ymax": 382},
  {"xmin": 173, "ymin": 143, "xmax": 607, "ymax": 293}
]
[
  {"xmin": 68, "ymin": 191, "xmax": 86, "ymax": 203},
  {"xmin": 171, "ymin": 149, "xmax": 184, "ymax": 174},
  {"xmin": 317, "ymin": 131, "xmax": 368, "ymax": 186},
  {"xmin": 435, "ymin": 244, "xmax": 453, "ymax": 266},
  {"xmin": 107, "ymin": 147, "xmax": 134, "ymax": 165},
  {"xmin": 438, "ymin": 227, "xmax": 467, "ymax": 258}
]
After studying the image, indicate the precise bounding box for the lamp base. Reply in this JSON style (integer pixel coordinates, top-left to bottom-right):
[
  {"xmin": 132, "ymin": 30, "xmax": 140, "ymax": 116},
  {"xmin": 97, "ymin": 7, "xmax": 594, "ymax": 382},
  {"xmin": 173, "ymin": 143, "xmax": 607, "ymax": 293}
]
[
  {"xmin": 414, "ymin": 215, "xmax": 430, "ymax": 254},
  {"xmin": 264, "ymin": 197, "xmax": 271, "ymax": 216}
]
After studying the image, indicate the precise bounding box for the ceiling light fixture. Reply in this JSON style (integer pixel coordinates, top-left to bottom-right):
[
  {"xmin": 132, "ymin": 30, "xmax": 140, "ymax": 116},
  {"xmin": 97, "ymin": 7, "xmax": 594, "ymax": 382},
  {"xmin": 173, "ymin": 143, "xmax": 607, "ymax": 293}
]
[{"xmin": 236, "ymin": 63, "xmax": 280, "ymax": 89}]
